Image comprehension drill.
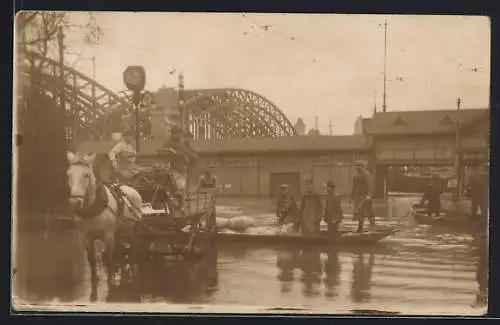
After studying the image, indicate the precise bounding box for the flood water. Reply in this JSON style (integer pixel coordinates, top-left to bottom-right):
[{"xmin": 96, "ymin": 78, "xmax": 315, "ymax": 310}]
[{"xmin": 12, "ymin": 198, "xmax": 487, "ymax": 315}]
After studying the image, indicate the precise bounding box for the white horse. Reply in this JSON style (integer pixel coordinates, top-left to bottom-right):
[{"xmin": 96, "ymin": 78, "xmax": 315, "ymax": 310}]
[{"xmin": 66, "ymin": 151, "xmax": 142, "ymax": 285}]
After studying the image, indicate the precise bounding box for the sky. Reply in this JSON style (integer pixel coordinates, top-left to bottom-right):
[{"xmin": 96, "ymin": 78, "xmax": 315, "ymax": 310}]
[{"xmin": 63, "ymin": 13, "xmax": 490, "ymax": 135}]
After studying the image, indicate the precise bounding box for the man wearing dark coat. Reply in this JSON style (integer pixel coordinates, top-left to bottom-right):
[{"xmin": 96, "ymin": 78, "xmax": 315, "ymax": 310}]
[
  {"xmin": 350, "ymin": 165, "xmax": 375, "ymax": 232},
  {"xmin": 323, "ymin": 181, "xmax": 343, "ymax": 236},
  {"xmin": 465, "ymin": 166, "xmax": 488, "ymax": 221},
  {"xmin": 300, "ymin": 177, "xmax": 323, "ymax": 237},
  {"xmin": 420, "ymin": 175, "xmax": 442, "ymax": 218}
]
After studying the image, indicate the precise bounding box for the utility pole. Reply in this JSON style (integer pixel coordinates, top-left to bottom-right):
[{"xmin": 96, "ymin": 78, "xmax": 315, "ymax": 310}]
[
  {"xmin": 92, "ymin": 56, "xmax": 96, "ymax": 80},
  {"xmin": 178, "ymin": 71, "xmax": 185, "ymax": 132},
  {"xmin": 373, "ymin": 90, "xmax": 377, "ymax": 115},
  {"xmin": 453, "ymin": 97, "xmax": 462, "ymax": 202},
  {"xmin": 329, "ymin": 119, "xmax": 333, "ymax": 135},
  {"xmin": 382, "ymin": 19, "xmax": 388, "ymax": 113}
]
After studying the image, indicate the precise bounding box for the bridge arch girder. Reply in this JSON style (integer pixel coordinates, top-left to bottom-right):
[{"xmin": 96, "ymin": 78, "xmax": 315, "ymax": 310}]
[
  {"xmin": 183, "ymin": 88, "xmax": 297, "ymax": 139},
  {"xmin": 22, "ymin": 51, "xmax": 132, "ymax": 139}
]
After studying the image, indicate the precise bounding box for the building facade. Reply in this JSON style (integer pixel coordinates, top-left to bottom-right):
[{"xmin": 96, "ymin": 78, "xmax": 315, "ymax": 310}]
[
  {"xmin": 360, "ymin": 108, "xmax": 489, "ymax": 198},
  {"xmin": 76, "ymin": 136, "xmax": 372, "ymax": 198}
]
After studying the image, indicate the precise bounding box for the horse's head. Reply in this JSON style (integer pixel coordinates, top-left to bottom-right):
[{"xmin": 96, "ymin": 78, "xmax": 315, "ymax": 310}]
[{"xmin": 67, "ymin": 152, "xmax": 98, "ymax": 211}]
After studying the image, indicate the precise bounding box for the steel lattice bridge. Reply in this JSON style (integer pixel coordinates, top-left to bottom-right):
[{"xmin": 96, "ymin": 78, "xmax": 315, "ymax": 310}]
[{"xmin": 23, "ymin": 51, "xmax": 297, "ymax": 140}]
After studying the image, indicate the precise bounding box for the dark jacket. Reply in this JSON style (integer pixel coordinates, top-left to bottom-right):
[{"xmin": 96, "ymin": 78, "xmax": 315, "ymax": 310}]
[
  {"xmin": 276, "ymin": 194, "xmax": 299, "ymax": 225},
  {"xmin": 300, "ymin": 191, "xmax": 323, "ymax": 224},
  {"xmin": 421, "ymin": 184, "xmax": 442, "ymax": 212},
  {"xmin": 466, "ymin": 175, "xmax": 487, "ymax": 203},
  {"xmin": 351, "ymin": 172, "xmax": 374, "ymax": 200},
  {"xmin": 324, "ymin": 193, "xmax": 343, "ymax": 223}
]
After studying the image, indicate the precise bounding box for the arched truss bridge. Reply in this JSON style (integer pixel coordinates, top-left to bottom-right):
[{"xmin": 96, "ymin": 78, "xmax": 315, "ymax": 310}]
[{"xmin": 22, "ymin": 51, "xmax": 297, "ymax": 140}]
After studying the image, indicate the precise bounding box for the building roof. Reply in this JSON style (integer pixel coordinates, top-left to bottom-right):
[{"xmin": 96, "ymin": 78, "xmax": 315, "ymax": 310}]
[
  {"xmin": 75, "ymin": 135, "xmax": 371, "ymax": 156},
  {"xmin": 365, "ymin": 108, "xmax": 489, "ymax": 135}
]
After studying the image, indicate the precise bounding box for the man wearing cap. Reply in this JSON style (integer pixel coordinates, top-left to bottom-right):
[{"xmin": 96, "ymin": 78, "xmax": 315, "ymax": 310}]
[
  {"xmin": 350, "ymin": 165, "xmax": 375, "ymax": 232},
  {"xmin": 276, "ymin": 184, "xmax": 299, "ymax": 229},
  {"xmin": 300, "ymin": 177, "xmax": 323, "ymax": 237},
  {"xmin": 323, "ymin": 181, "xmax": 343, "ymax": 236}
]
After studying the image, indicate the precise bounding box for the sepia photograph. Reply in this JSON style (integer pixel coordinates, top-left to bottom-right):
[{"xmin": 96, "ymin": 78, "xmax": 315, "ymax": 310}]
[{"xmin": 12, "ymin": 12, "xmax": 490, "ymax": 316}]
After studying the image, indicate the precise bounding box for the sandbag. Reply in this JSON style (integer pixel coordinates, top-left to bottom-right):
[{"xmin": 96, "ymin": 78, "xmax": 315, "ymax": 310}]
[
  {"xmin": 389, "ymin": 197, "xmax": 418, "ymax": 219},
  {"xmin": 215, "ymin": 217, "xmax": 229, "ymax": 229},
  {"xmin": 245, "ymin": 226, "xmax": 279, "ymax": 236},
  {"xmin": 227, "ymin": 216, "xmax": 248, "ymax": 232},
  {"xmin": 227, "ymin": 215, "xmax": 257, "ymax": 232}
]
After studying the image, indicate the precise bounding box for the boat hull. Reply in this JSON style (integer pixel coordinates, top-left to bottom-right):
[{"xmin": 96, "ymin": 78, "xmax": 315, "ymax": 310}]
[{"xmin": 215, "ymin": 228, "xmax": 398, "ymax": 247}]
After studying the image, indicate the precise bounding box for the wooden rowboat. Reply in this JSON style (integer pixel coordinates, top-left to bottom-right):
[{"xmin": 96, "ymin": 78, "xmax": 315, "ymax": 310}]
[
  {"xmin": 409, "ymin": 204, "xmax": 473, "ymax": 227},
  {"xmin": 215, "ymin": 227, "xmax": 398, "ymax": 246}
]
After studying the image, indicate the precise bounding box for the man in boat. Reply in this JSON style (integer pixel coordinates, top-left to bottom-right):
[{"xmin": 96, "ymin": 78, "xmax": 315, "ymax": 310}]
[
  {"xmin": 199, "ymin": 170, "xmax": 218, "ymax": 189},
  {"xmin": 350, "ymin": 165, "xmax": 375, "ymax": 233},
  {"xmin": 300, "ymin": 177, "xmax": 323, "ymax": 237},
  {"xmin": 108, "ymin": 129, "xmax": 143, "ymax": 184},
  {"xmin": 323, "ymin": 181, "xmax": 343, "ymax": 236},
  {"xmin": 420, "ymin": 175, "xmax": 442, "ymax": 218},
  {"xmin": 276, "ymin": 184, "xmax": 300, "ymax": 230}
]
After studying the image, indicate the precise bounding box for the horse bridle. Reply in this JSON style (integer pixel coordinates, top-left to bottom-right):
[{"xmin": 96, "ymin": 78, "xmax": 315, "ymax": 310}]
[{"xmin": 69, "ymin": 163, "xmax": 101, "ymax": 209}]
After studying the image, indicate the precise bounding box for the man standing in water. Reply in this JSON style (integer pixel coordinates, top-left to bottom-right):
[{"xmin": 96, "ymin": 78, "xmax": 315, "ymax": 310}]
[
  {"xmin": 350, "ymin": 165, "xmax": 375, "ymax": 233},
  {"xmin": 465, "ymin": 165, "xmax": 488, "ymax": 222},
  {"xmin": 300, "ymin": 177, "xmax": 323, "ymax": 237},
  {"xmin": 323, "ymin": 181, "xmax": 343, "ymax": 236},
  {"xmin": 420, "ymin": 175, "xmax": 442, "ymax": 218}
]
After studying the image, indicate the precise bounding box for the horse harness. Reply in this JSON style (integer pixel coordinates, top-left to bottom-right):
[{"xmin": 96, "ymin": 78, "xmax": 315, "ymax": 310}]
[{"xmin": 74, "ymin": 182, "xmax": 135, "ymax": 223}]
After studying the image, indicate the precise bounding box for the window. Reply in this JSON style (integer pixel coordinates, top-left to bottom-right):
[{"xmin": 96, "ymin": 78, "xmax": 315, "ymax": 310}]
[
  {"xmin": 226, "ymin": 158, "xmax": 241, "ymax": 168},
  {"xmin": 207, "ymin": 158, "xmax": 221, "ymax": 168}
]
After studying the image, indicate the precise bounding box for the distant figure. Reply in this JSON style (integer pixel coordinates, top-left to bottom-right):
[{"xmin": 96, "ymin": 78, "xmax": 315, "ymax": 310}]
[
  {"xmin": 420, "ymin": 175, "xmax": 442, "ymax": 218},
  {"xmin": 300, "ymin": 177, "xmax": 323, "ymax": 237},
  {"xmin": 465, "ymin": 166, "xmax": 488, "ymax": 222},
  {"xmin": 162, "ymin": 126, "xmax": 199, "ymax": 171},
  {"xmin": 323, "ymin": 181, "xmax": 343, "ymax": 236},
  {"xmin": 199, "ymin": 170, "xmax": 218, "ymax": 189},
  {"xmin": 276, "ymin": 184, "xmax": 299, "ymax": 229},
  {"xmin": 108, "ymin": 129, "xmax": 142, "ymax": 183},
  {"xmin": 350, "ymin": 165, "xmax": 375, "ymax": 232}
]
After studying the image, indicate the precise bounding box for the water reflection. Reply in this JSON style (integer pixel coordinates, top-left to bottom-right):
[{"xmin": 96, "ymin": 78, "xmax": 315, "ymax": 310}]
[
  {"xmin": 14, "ymin": 229, "xmax": 86, "ymax": 303},
  {"xmin": 276, "ymin": 248, "xmax": 300, "ymax": 293},
  {"xmin": 350, "ymin": 251, "xmax": 374, "ymax": 303},
  {"xmin": 300, "ymin": 248, "xmax": 322, "ymax": 297},
  {"xmin": 105, "ymin": 248, "xmax": 219, "ymax": 303},
  {"xmin": 323, "ymin": 249, "xmax": 341, "ymax": 298}
]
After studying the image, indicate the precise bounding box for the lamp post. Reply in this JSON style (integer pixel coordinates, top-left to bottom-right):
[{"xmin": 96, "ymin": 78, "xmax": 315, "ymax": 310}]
[
  {"xmin": 178, "ymin": 71, "xmax": 185, "ymax": 132},
  {"xmin": 123, "ymin": 66, "xmax": 146, "ymax": 152},
  {"xmin": 453, "ymin": 97, "xmax": 462, "ymax": 202}
]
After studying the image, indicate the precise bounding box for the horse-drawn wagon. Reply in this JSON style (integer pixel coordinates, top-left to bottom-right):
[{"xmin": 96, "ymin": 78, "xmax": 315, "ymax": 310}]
[{"xmin": 112, "ymin": 148, "xmax": 224, "ymax": 276}]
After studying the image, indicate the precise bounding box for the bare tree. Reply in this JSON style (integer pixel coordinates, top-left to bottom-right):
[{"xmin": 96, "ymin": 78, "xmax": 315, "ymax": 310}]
[{"xmin": 15, "ymin": 11, "xmax": 104, "ymax": 73}]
